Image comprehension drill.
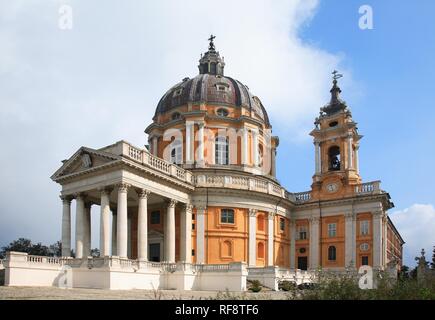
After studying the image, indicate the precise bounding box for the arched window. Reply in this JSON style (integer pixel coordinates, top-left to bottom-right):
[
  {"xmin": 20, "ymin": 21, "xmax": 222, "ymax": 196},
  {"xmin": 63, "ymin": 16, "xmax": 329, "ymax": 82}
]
[
  {"xmin": 223, "ymin": 240, "xmax": 232, "ymax": 257},
  {"xmin": 328, "ymin": 146, "xmax": 341, "ymax": 171},
  {"xmin": 257, "ymin": 242, "xmax": 265, "ymax": 259},
  {"xmin": 328, "ymin": 246, "xmax": 337, "ymax": 261},
  {"xmin": 215, "ymin": 136, "xmax": 229, "ymax": 165},
  {"xmin": 258, "ymin": 144, "xmax": 263, "ymax": 167},
  {"xmin": 170, "ymin": 139, "xmax": 182, "ymax": 164},
  {"xmin": 171, "ymin": 112, "xmax": 181, "ymax": 121},
  {"xmin": 257, "ymin": 214, "xmax": 265, "ymax": 231}
]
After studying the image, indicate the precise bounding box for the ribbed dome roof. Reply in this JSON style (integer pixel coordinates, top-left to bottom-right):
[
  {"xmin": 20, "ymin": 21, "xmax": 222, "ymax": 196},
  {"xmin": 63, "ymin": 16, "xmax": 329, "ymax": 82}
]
[
  {"xmin": 153, "ymin": 36, "xmax": 270, "ymax": 126},
  {"xmin": 154, "ymin": 74, "xmax": 270, "ymax": 126}
]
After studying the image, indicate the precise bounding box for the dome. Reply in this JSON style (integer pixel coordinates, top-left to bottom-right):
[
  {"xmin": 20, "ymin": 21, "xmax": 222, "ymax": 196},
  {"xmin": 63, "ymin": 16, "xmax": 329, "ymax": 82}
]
[{"xmin": 153, "ymin": 36, "xmax": 271, "ymax": 127}]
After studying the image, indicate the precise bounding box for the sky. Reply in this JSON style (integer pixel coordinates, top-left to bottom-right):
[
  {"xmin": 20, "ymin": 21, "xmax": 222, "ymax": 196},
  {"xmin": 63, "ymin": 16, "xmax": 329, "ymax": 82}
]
[{"xmin": 0, "ymin": 0, "xmax": 434, "ymax": 267}]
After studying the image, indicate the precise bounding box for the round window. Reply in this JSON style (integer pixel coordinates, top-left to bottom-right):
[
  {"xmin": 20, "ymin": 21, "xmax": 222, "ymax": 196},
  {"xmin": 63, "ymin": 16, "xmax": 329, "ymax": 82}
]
[
  {"xmin": 299, "ymin": 248, "xmax": 306, "ymax": 254},
  {"xmin": 216, "ymin": 108, "xmax": 229, "ymax": 117},
  {"xmin": 329, "ymin": 121, "xmax": 338, "ymax": 127},
  {"xmin": 360, "ymin": 243, "xmax": 369, "ymax": 251}
]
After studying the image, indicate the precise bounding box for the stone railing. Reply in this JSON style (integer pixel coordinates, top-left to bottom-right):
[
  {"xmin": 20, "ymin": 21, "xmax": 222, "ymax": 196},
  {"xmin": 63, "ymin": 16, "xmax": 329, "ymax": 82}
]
[
  {"xmin": 291, "ymin": 191, "xmax": 312, "ymax": 203},
  {"xmin": 116, "ymin": 141, "xmax": 193, "ymax": 184},
  {"xmin": 195, "ymin": 263, "xmax": 230, "ymax": 273},
  {"xmin": 194, "ymin": 174, "xmax": 286, "ymax": 198},
  {"xmin": 355, "ymin": 181, "xmax": 381, "ymax": 195}
]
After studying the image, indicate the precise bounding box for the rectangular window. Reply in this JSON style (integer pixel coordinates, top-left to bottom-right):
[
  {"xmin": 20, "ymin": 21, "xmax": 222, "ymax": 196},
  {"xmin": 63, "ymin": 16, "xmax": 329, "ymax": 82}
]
[
  {"xmin": 360, "ymin": 220, "xmax": 370, "ymax": 236},
  {"xmin": 151, "ymin": 211, "xmax": 160, "ymax": 224},
  {"xmin": 328, "ymin": 223, "xmax": 337, "ymax": 237},
  {"xmin": 298, "ymin": 226, "xmax": 307, "ymax": 240},
  {"xmin": 362, "ymin": 256, "xmax": 369, "ymax": 266},
  {"xmin": 192, "ymin": 223, "xmax": 195, "ymax": 230},
  {"xmin": 280, "ymin": 218, "xmax": 285, "ymax": 232},
  {"xmin": 192, "ymin": 213, "xmax": 195, "ymax": 220},
  {"xmin": 221, "ymin": 209, "xmax": 235, "ymax": 224},
  {"xmin": 192, "ymin": 249, "xmax": 195, "ymax": 256}
]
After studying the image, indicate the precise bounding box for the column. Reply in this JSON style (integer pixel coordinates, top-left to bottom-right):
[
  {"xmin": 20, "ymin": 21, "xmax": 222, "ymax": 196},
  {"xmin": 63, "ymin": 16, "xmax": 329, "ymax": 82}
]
[
  {"xmin": 111, "ymin": 209, "xmax": 117, "ymax": 256},
  {"xmin": 267, "ymin": 212, "xmax": 275, "ymax": 266},
  {"xmin": 61, "ymin": 196, "xmax": 72, "ymax": 257},
  {"xmin": 309, "ymin": 216, "xmax": 320, "ymax": 269},
  {"xmin": 373, "ymin": 210, "xmax": 384, "ymax": 269},
  {"xmin": 185, "ymin": 121, "xmax": 193, "ymax": 164},
  {"xmin": 197, "ymin": 122, "xmax": 205, "ymax": 165},
  {"xmin": 165, "ymin": 199, "xmax": 177, "ymax": 262},
  {"xmin": 117, "ymin": 183, "xmax": 129, "ymax": 258},
  {"xmin": 345, "ymin": 211, "xmax": 355, "ymax": 268},
  {"xmin": 242, "ymin": 127, "xmax": 248, "ymax": 165},
  {"xmin": 248, "ymin": 209, "xmax": 257, "ymax": 267},
  {"xmin": 100, "ymin": 188, "xmax": 111, "ymax": 257},
  {"xmin": 137, "ymin": 189, "xmax": 150, "ymax": 260},
  {"xmin": 83, "ymin": 202, "xmax": 92, "ymax": 257},
  {"xmin": 75, "ymin": 194, "xmax": 85, "ymax": 259},
  {"xmin": 180, "ymin": 204, "xmax": 193, "ymax": 262},
  {"xmin": 290, "ymin": 218, "xmax": 296, "ymax": 269},
  {"xmin": 196, "ymin": 206, "xmax": 206, "ymax": 264},
  {"xmin": 347, "ymin": 133, "xmax": 354, "ymax": 169},
  {"xmin": 314, "ymin": 141, "xmax": 321, "ymax": 175},
  {"xmin": 355, "ymin": 145, "xmax": 360, "ymax": 173},
  {"xmin": 271, "ymin": 148, "xmax": 277, "ymax": 176},
  {"xmin": 152, "ymin": 136, "xmax": 158, "ymax": 156},
  {"xmin": 252, "ymin": 130, "xmax": 259, "ymax": 167}
]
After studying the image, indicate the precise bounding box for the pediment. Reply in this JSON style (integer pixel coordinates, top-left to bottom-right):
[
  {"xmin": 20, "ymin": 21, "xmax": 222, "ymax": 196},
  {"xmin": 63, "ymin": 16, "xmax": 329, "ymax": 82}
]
[{"xmin": 51, "ymin": 147, "xmax": 120, "ymax": 182}]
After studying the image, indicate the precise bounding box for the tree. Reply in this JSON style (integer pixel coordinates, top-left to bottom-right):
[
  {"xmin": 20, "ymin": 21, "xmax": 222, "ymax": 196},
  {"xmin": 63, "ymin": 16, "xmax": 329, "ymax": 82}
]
[
  {"xmin": 431, "ymin": 246, "xmax": 435, "ymax": 269},
  {"xmin": 1, "ymin": 238, "xmax": 33, "ymax": 257},
  {"xmin": 48, "ymin": 241, "xmax": 62, "ymax": 257},
  {"xmin": 399, "ymin": 265, "xmax": 410, "ymax": 279}
]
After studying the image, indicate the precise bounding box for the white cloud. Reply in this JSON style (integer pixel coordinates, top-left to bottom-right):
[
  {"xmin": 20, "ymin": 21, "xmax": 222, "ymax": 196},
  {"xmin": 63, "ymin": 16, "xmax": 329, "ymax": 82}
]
[
  {"xmin": 0, "ymin": 0, "xmax": 345, "ymax": 247},
  {"xmin": 389, "ymin": 204, "xmax": 435, "ymax": 267}
]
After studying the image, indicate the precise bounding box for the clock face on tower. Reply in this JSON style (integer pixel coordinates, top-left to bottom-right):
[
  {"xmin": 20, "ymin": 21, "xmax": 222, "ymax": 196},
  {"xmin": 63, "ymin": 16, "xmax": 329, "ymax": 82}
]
[{"xmin": 326, "ymin": 183, "xmax": 338, "ymax": 193}]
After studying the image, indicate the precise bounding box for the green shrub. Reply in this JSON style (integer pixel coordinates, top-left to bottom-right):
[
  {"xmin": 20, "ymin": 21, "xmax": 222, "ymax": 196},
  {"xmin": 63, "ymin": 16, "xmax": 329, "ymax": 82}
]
[
  {"xmin": 279, "ymin": 280, "xmax": 297, "ymax": 291},
  {"xmin": 249, "ymin": 280, "xmax": 262, "ymax": 293},
  {"xmin": 0, "ymin": 270, "xmax": 5, "ymax": 286}
]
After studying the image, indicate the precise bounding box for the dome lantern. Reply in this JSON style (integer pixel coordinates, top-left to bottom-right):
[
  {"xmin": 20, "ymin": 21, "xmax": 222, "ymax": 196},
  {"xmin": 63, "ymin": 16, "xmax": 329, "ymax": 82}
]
[{"xmin": 198, "ymin": 35, "xmax": 225, "ymax": 76}]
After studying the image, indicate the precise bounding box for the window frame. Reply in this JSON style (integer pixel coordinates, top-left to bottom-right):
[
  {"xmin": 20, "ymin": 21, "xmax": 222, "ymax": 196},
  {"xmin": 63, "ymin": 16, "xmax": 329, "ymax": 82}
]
[
  {"xmin": 328, "ymin": 245, "xmax": 337, "ymax": 261},
  {"xmin": 215, "ymin": 136, "xmax": 229, "ymax": 165},
  {"xmin": 360, "ymin": 220, "xmax": 370, "ymax": 236},
  {"xmin": 328, "ymin": 223, "xmax": 337, "ymax": 237},
  {"xmin": 150, "ymin": 211, "xmax": 161, "ymax": 225},
  {"xmin": 298, "ymin": 225, "xmax": 308, "ymax": 240},
  {"xmin": 170, "ymin": 139, "xmax": 182, "ymax": 164},
  {"xmin": 279, "ymin": 218, "xmax": 285, "ymax": 232},
  {"xmin": 220, "ymin": 208, "xmax": 235, "ymax": 224}
]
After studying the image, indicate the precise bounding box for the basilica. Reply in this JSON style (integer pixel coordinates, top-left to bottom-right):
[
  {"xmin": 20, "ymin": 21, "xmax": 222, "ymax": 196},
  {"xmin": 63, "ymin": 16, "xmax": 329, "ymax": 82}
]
[{"xmin": 4, "ymin": 37, "xmax": 404, "ymax": 291}]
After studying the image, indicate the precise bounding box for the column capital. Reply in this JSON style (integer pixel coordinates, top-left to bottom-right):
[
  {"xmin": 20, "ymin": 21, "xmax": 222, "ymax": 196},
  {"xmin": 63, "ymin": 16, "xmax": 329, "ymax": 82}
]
[
  {"xmin": 184, "ymin": 203, "xmax": 194, "ymax": 213},
  {"xmin": 268, "ymin": 211, "xmax": 276, "ymax": 220},
  {"xmin": 310, "ymin": 216, "xmax": 320, "ymax": 224},
  {"xmin": 197, "ymin": 121, "xmax": 205, "ymax": 129},
  {"xmin": 195, "ymin": 206, "xmax": 207, "ymax": 214},
  {"xmin": 249, "ymin": 208, "xmax": 258, "ymax": 217},
  {"xmin": 74, "ymin": 192, "xmax": 86, "ymax": 200},
  {"xmin": 344, "ymin": 211, "xmax": 355, "ymax": 220},
  {"xmin": 166, "ymin": 199, "xmax": 178, "ymax": 208},
  {"xmin": 137, "ymin": 189, "xmax": 151, "ymax": 199},
  {"xmin": 373, "ymin": 210, "xmax": 385, "ymax": 219},
  {"xmin": 60, "ymin": 195, "xmax": 73, "ymax": 204},
  {"xmin": 98, "ymin": 186, "xmax": 113, "ymax": 195},
  {"xmin": 116, "ymin": 183, "xmax": 130, "ymax": 193}
]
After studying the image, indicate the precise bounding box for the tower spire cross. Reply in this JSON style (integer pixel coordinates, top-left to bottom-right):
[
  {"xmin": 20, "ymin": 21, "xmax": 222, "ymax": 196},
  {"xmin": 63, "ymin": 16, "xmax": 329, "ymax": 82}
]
[
  {"xmin": 332, "ymin": 70, "xmax": 343, "ymax": 81},
  {"xmin": 208, "ymin": 34, "xmax": 216, "ymax": 50}
]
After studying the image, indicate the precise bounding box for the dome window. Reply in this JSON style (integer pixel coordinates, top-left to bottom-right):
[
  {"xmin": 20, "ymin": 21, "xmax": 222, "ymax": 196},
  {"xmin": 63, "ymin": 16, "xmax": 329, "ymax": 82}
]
[
  {"xmin": 216, "ymin": 108, "xmax": 229, "ymax": 117},
  {"xmin": 171, "ymin": 112, "xmax": 181, "ymax": 121},
  {"xmin": 329, "ymin": 121, "xmax": 338, "ymax": 127},
  {"xmin": 173, "ymin": 88, "xmax": 183, "ymax": 97},
  {"xmin": 215, "ymin": 82, "xmax": 230, "ymax": 92}
]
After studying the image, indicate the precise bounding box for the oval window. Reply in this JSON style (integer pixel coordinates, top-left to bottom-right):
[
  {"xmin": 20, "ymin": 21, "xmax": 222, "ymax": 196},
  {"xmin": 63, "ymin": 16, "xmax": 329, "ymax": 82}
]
[
  {"xmin": 171, "ymin": 112, "xmax": 181, "ymax": 121},
  {"xmin": 216, "ymin": 108, "xmax": 229, "ymax": 117},
  {"xmin": 329, "ymin": 121, "xmax": 338, "ymax": 127}
]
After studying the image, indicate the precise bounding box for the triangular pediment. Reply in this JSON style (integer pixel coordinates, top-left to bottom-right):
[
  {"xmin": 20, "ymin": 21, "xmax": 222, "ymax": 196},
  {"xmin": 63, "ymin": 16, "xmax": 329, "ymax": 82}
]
[{"xmin": 51, "ymin": 147, "xmax": 121, "ymax": 182}]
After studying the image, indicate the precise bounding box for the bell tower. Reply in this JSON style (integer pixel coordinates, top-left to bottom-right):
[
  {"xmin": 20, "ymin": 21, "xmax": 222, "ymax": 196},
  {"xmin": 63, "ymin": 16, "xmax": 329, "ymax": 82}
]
[{"xmin": 310, "ymin": 71, "xmax": 362, "ymax": 199}]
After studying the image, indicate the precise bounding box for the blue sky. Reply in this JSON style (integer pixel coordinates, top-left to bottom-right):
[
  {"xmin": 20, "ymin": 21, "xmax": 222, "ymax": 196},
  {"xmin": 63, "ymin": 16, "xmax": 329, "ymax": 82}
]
[{"xmin": 0, "ymin": 0, "xmax": 434, "ymax": 267}]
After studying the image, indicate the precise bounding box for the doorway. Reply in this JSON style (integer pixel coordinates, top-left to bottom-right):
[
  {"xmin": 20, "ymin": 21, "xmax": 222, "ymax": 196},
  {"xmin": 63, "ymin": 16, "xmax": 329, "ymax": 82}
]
[
  {"xmin": 298, "ymin": 256, "xmax": 308, "ymax": 270},
  {"xmin": 149, "ymin": 243, "xmax": 161, "ymax": 262}
]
